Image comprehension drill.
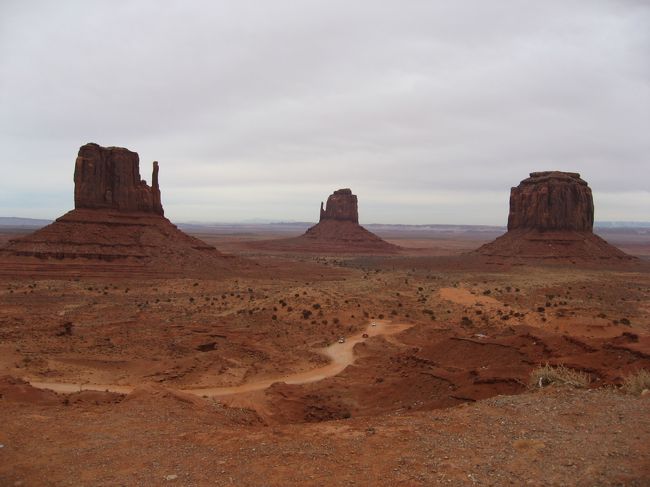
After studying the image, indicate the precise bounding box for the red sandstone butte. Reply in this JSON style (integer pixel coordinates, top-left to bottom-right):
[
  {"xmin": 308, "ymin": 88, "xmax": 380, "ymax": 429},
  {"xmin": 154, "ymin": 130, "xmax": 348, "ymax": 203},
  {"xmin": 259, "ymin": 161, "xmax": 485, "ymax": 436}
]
[
  {"xmin": 507, "ymin": 172, "xmax": 593, "ymax": 232},
  {"xmin": 319, "ymin": 188, "xmax": 359, "ymax": 223},
  {"xmin": 476, "ymin": 171, "xmax": 633, "ymax": 261},
  {"xmin": 74, "ymin": 143, "xmax": 163, "ymax": 215},
  {"xmin": 250, "ymin": 188, "xmax": 399, "ymax": 254},
  {"xmin": 0, "ymin": 143, "xmax": 244, "ymax": 278}
]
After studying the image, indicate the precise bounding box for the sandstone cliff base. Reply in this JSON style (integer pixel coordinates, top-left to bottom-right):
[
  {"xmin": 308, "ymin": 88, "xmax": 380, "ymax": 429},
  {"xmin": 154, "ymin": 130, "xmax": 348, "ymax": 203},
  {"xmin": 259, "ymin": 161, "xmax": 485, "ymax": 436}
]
[
  {"xmin": 250, "ymin": 188, "xmax": 400, "ymax": 254},
  {"xmin": 475, "ymin": 229, "xmax": 633, "ymax": 262},
  {"xmin": 476, "ymin": 171, "xmax": 634, "ymax": 263},
  {"xmin": 0, "ymin": 143, "xmax": 246, "ymax": 278},
  {"xmin": 253, "ymin": 220, "xmax": 400, "ymax": 254},
  {"xmin": 0, "ymin": 209, "xmax": 244, "ymax": 278}
]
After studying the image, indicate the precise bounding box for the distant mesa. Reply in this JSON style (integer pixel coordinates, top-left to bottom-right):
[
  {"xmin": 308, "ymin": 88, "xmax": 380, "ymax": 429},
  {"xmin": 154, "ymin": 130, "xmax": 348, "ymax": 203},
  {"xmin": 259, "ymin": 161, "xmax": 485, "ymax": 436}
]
[
  {"xmin": 250, "ymin": 188, "xmax": 399, "ymax": 253},
  {"xmin": 0, "ymin": 143, "xmax": 243, "ymax": 278},
  {"xmin": 476, "ymin": 171, "xmax": 633, "ymax": 261}
]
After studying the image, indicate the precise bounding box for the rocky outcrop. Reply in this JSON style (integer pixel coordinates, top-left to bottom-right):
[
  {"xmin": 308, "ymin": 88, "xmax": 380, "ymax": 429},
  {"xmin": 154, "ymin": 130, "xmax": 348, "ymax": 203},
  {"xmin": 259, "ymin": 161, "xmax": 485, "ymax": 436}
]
[
  {"xmin": 319, "ymin": 189, "xmax": 359, "ymax": 223},
  {"xmin": 507, "ymin": 172, "xmax": 593, "ymax": 232},
  {"xmin": 0, "ymin": 143, "xmax": 245, "ymax": 278},
  {"xmin": 251, "ymin": 188, "xmax": 398, "ymax": 253},
  {"xmin": 74, "ymin": 143, "xmax": 163, "ymax": 215},
  {"xmin": 476, "ymin": 171, "xmax": 633, "ymax": 262}
]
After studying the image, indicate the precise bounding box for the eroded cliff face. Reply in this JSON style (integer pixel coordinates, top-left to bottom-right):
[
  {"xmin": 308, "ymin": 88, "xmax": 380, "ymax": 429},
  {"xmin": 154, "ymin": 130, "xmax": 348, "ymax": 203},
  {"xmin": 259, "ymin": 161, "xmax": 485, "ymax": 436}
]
[
  {"xmin": 319, "ymin": 189, "xmax": 359, "ymax": 224},
  {"xmin": 74, "ymin": 143, "xmax": 163, "ymax": 215},
  {"xmin": 507, "ymin": 171, "xmax": 593, "ymax": 232},
  {"xmin": 0, "ymin": 143, "xmax": 247, "ymax": 277},
  {"xmin": 476, "ymin": 171, "xmax": 632, "ymax": 262}
]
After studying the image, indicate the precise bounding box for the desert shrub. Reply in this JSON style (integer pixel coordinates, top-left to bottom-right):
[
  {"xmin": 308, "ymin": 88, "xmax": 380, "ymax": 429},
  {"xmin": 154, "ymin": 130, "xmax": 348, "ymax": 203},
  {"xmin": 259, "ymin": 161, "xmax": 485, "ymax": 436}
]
[
  {"xmin": 529, "ymin": 364, "xmax": 591, "ymax": 389},
  {"xmin": 621, "ymin": 369, "xmax": 650, "ymax": 395}
]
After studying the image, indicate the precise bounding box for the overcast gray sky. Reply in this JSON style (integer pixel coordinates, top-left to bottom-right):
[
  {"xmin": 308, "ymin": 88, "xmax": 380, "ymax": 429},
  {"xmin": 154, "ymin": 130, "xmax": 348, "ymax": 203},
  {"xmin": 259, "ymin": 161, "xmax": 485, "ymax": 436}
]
[{"xmin": 1, "ymin": 0, "xmax": 648, "ymax": 224}]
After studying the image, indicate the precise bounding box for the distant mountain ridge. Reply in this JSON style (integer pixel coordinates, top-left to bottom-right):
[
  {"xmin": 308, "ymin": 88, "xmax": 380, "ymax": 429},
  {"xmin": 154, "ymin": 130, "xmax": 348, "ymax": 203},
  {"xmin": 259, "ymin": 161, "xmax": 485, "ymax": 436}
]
[
  {"xmin": 1, "ymin": 217, "xmax": 648, "ymax": 230},
  {"xmin": 0, "ymin": 217, "xmax": 53, "ymax": 228}
]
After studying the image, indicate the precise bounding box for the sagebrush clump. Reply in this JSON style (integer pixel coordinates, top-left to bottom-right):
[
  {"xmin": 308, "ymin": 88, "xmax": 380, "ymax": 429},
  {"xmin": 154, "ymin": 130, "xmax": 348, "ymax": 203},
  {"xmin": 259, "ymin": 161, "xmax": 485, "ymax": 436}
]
[
  {"xmin": 621, "ymin": 369, "xmax": 650, "ymax": 395},
  {"xmin": 529, "ymin": 364, "xmax": 591, "ymax": 389}
]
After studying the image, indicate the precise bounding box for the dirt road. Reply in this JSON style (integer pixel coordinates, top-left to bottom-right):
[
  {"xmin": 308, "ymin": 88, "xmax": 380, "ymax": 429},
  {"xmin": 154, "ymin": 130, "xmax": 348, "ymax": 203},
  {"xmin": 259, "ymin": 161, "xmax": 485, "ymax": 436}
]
[{"xmin": 27, "ymin": 320, "xmax": 411, "ymax": 398}]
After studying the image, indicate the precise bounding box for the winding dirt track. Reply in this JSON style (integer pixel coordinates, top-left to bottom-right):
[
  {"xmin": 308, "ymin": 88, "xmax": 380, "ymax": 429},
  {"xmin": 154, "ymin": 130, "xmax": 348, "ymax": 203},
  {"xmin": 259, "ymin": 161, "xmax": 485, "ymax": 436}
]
[{"xmin": 27, "ymin": 320, "xmax": 411, "ymax": 398}]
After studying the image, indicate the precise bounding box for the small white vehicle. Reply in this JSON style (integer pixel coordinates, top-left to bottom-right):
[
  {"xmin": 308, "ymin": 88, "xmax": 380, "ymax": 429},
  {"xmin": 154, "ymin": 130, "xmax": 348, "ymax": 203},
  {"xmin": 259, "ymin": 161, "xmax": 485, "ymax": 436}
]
[
  {"xmin": 371, "ymin": 322, "xmax": 376, "ymax": 327},
  {"xmin": 338, "ymin": 337, "xmax": 345, "ymax": 343}
]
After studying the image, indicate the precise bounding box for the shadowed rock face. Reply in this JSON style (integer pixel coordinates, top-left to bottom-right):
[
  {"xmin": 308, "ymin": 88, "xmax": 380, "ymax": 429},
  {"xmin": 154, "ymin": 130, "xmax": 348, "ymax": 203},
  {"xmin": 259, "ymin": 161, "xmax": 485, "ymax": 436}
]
[
  {"xmin": 475, "ymin": 171, "xmax": 633, "ymax": 262},
  {"xmin": 507, "ymin": 171, "xmax": 593, "ymax": 232},
  {"xmin": 319, "ymin": 188, "xmax": 359, "ymax": 224},
  {"xmin": 74, "ymin": 143, "xmax": 163, "ymax": 215}
]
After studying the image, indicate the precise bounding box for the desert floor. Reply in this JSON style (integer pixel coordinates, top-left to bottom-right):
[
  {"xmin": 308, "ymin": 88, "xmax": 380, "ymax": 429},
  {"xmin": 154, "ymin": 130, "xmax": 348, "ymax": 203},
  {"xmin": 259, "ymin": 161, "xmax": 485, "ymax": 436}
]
[{"xmin": 1, "ymin": 227, "xmax": 649, "ymax": 486}]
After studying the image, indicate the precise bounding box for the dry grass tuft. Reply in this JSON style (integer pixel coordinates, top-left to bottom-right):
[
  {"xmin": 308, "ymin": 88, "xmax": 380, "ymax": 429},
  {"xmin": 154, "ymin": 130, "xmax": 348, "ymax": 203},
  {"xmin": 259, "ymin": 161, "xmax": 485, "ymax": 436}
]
[
  {"xmin": 530, "ymin": 363, "xmax": 591, "ymax": 389},
  {"xmin": 621, "ymin": 369, "xmax": 650, "ymax": 396}
]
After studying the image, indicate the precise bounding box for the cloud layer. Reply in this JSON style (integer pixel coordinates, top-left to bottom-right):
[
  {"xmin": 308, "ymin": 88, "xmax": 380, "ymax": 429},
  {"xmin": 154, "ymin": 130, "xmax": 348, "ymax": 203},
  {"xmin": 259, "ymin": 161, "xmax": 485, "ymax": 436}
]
[{"xmin": 1, "ymin": 0, "xmax": 648, "ymax": 223}]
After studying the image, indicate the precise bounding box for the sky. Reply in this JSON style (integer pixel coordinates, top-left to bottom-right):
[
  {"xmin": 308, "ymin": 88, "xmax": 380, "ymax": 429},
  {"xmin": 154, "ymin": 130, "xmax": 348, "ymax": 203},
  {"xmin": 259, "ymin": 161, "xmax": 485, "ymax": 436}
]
[{"xmin": 0, "ymin": 0, "xmax": 648, "ymax": 225}]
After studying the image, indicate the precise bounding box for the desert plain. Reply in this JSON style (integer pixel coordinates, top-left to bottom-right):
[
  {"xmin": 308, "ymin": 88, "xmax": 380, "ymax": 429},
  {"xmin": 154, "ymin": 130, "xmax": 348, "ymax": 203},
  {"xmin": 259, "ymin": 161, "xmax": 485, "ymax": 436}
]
[{"xmin": 1, "ymin": 221, "xmax": 649, "ymax": 486}]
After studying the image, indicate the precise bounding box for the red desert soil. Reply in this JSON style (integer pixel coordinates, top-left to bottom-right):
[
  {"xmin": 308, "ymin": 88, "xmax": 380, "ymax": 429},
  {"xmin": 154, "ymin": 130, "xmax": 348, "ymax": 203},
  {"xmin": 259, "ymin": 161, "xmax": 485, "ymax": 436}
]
[
  {"xmin": 1, "ymin": 382, "xmax": 648, "ymax": 486},
  {"xmin": 1, "ymin": 231, "xmax": 649, "ymax": 485},
  {"xmin": 26, "ymin": 320, "xmax": 411, "ymax": 397}
]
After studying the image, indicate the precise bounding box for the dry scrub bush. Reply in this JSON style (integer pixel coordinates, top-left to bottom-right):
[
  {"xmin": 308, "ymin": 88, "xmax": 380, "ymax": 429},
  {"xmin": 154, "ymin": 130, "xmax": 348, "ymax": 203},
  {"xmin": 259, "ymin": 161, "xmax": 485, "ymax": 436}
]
[
  {"xmin": 621, "ymin": 369, "xmax": 650, "ymax": 395},
  {"xmin": 530, "ymin": 364, "xmax": 591, "ymax": 389}
]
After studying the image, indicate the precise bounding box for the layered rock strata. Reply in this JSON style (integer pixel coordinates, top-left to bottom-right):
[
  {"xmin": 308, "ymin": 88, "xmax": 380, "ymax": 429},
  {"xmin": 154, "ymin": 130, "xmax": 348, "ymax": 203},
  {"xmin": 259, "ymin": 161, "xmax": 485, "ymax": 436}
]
[
  {"xmin": 74, "ymin": 143, "xmax": 163, "ymax": 215},
  {"xmin": 252, "ymin": 189, "xmax": 398, "ymax": 253},
  {"xmin": 0, "ymin": 143, "xmax": 241, "ymax": 277},
  {"xmin": 507, "ymin": 172, "xmax": 593, "ymax": 232},
  {"xmin": 476, "ymin": 171, "xmax": 633, "ymax": 261},
  {"xmin": 319, "ymin": 188, "xmax": 359, "ymax": 223}
]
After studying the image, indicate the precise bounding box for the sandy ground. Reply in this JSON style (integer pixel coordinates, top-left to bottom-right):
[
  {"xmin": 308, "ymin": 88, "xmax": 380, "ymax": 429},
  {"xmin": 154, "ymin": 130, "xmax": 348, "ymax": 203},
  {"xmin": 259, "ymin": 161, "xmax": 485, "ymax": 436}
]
[
  {"xmin": 1, "ymin": 230, "xmax": 649, "ymax": 485},
  {"xmin": 26, "ymin": 320, "xmax": 411, "ymax": 397}
]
